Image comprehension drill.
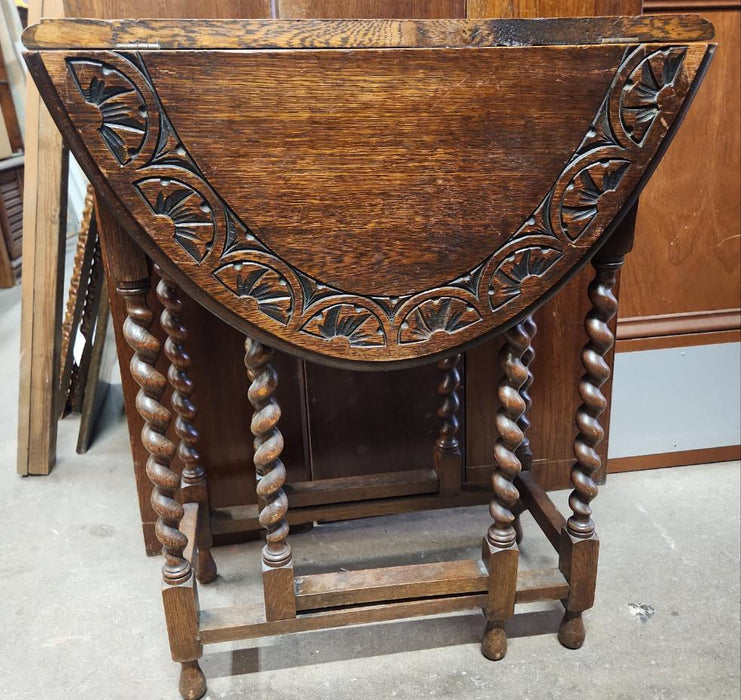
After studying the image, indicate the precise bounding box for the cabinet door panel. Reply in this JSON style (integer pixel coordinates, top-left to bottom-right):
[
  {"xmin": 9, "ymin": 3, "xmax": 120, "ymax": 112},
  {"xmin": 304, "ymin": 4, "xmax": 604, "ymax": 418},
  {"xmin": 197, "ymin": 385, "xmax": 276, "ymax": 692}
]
[
  {"xmin": 305, "ymin": 361, "xmax": 464, "ymax": 480},
  {"xmin": 625, "ymin": 9, "xmax": 741, "ymax": 320}
]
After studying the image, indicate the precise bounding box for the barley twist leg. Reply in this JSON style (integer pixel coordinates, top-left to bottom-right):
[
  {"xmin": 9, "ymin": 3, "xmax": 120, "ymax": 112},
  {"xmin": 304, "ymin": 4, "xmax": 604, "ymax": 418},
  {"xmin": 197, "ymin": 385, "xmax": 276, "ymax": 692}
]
[
  {"xmin": 244, "ymin": 337, "xmax": 296, "ymax": 620},
  {"xmin": 434, "ymin": 353, "xmax": 462, "ymax": 495},
  {"xmin": 513, "ymin": 315, "xmax": 536, "ymax": 544},
  {"xmin": 121, "ymin": 282, "xmax": 206, "ymax": 700},
  {"xmin": 100, "ymin": 191, "xmax": 205, "ymax": 700},
  {"xmin": 122, "ymin": 285, "xmax": 190, "ymax": 586},
  {"xmin": 566, "ymin": 269, "xmax": 616, "ymax": 540},
  {"xmin": 515, "ymin": 315, "xmax": 536, "ymax": 470},
  {"xmin": 156, "ymin": 270, "xmax": 217, "ymax": 585},
  {"xmin": 559, "ymin": 260, "xmax": 619, "ymax": 650},
  {"xmin": 481, "ymin": 323, "xmax": 529, "ymax": 661},
  {"xmin": 487, "ymin": 324, "xmax": 529, "ymax": 550}
]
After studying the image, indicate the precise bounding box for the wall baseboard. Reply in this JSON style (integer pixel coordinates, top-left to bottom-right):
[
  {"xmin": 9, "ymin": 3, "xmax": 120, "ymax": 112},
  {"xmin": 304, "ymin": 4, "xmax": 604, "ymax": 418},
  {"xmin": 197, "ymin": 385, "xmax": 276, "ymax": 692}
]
[
  {"xmin": 609, "ymin": 445, "xmax": 741, "ymax": 473},
  {"xmin": 616, "ymin": 327, "xmax": 741, "ymax": 352},
  {"xmin": 617, "ymin": 308, "xmax": 741, "ymax": 339},
  {"xmin": 644, "ymin": 1, "xmax": 741, "ymax": 10},
  {"xmin": 616, "ymin": 309, "xmax": 741, "ymax": 352}
]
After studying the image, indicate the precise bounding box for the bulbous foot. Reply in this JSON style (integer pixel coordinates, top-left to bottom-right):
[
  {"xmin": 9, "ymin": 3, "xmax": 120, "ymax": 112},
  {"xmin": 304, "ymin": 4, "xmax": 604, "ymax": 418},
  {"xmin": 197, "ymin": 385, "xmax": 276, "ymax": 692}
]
[
  {"xmin": 513, "ymin": 515, "xmax": 524, "ymax": 546},
  {"xmin": 196, "ymin": 548, "xmax": 218, "ymax": 584},
  {"xmin": 179, "ymin": 660, "xmax": 206, "ymax": 700},
  {"xmin": 481, "ymin": 620, "xmax": 508, "ymax": 660},
  {"xmin": 558, "ymin": 610, "xmax": 586, "ymax": 649}
]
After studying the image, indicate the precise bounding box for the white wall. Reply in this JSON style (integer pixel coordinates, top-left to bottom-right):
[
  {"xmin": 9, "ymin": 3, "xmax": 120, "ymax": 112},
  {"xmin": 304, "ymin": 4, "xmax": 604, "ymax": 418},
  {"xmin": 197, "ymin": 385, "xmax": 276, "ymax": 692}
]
[{"xmin": 609, "ymin": 342, "xmax": 741, "ymax": 458}]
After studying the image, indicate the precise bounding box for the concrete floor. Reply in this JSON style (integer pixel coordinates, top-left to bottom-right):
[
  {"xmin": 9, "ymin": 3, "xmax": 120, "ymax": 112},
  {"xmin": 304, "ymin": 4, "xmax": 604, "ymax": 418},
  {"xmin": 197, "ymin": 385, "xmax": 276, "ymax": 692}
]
[{"xmin": 1, "ymin": 278, "xmax": 739, "ymax": 700}]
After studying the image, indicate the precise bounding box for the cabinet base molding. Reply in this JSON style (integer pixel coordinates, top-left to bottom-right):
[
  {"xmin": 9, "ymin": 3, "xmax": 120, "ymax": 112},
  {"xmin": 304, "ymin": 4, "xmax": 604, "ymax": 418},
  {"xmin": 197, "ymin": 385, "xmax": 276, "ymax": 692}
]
[{"xmin": 608, "ymin": 445, "xmax": 741, "ymax": 473}]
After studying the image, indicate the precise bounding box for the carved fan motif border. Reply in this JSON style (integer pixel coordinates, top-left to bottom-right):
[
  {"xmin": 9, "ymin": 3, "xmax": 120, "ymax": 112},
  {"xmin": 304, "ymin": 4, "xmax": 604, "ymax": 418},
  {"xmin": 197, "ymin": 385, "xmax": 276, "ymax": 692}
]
[{"xmin": 57, "ymin": 45, "xmax": 695, "ymax": 360}]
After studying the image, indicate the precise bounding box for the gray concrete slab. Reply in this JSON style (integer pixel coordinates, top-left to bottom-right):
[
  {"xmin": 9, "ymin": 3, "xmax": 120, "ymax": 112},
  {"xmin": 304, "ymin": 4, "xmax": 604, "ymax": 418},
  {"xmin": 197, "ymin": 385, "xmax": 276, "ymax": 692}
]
[{"xmin": 1, "ymin": 278, "xmax": 739, "ymax": 700}]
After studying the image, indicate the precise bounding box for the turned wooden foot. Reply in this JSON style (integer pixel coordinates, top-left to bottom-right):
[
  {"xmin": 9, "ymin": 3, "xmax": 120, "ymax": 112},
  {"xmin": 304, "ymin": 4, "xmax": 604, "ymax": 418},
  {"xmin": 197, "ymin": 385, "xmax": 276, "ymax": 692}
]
[
  {"xmin": 481, "ymin": 620, "xmax": 508, "ymax": 660},
  {"xmin": 196, "ymin": 548, "xmax": 218, "ymax": 584},
  {"xmin": 558, "ymin": 610, "xmax": 586, "ymax": 649},
  {"xmin": 179, "ymin": 660, "xmax": 206, "ymax": 700}
]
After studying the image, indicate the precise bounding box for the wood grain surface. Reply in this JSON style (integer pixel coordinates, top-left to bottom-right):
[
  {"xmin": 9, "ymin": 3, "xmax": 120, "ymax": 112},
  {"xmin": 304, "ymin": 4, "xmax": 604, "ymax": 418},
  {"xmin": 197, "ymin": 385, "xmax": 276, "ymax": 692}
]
[
  {"xmin": 66, "ymin": 0, "xmax": 277, "ymax": 551},
  {"xmin": 469, "ymin": 0, "xmax": 641, "ymax": 14},
  {"xmin": 64, "ymin": 0, "xmax": 272, "ymax": 16},
  {"xmin": 625, "ymin": 8, "xmax": 740, "ymax": 320},
  {"xmin": 277, "ymin": 0, "xmax": 466, "ymax": 17},
  {"xmin": 26, "ymin": 26, "xmax": 712, "ymax": 366},
  {"xmin": 24, "ymin": 15, "xmax": 713, "ymax": 49},
  {"xmin": 16, "ymin": 0, "xmax": 67, "ymax": 475},
  {"xmin": 144, "ymin": 47, "xmax": 616, "ymax": 298}
]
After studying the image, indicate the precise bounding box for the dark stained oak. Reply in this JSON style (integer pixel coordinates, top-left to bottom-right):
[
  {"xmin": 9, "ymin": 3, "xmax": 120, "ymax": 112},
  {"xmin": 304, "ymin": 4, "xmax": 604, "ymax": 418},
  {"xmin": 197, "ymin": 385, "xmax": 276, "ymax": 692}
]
[
  {"xmin": 244, "ymin": 336, "xmax": 297, "ymax": 621},
  {"xmin": 487, "ymin": 325, "xmax": 528, "ymax": 551},
  {"xmin": 434, "ymin": 353, "xmax": 463, "ymax": 495},
  {"xmin": 24, "ymin": 15, "xmax": 713, "ymax": 49},
  {"xmin": 480, "ymin": 323, "xmax": 528, "ymax": 659},
  {"xmin": 23, "ymin": 15, "xmax": 715, "ymax": 700},
  {"xmin": 566, "ymin": 264, "xmax": 619, "ymax": 540},
  {"xmin": 199, "ymin": 565, "xmax": 569, "ymax": 644},
  {"xmin": 515, "ymin": 315, "xmax": 537, "ymax": 470},
  {"xmin": 156, "ymin": 269, "xmax": 218, "ymax": 584},
  {"xmin": 277, "ymin": 0, "xmax": 466, "ymax": 18},
  {"xmin": 64, "ymin": 0, "xmax": 273, "ymax": 16},
  {"xmin": 25, "ymin": 21, "xmax": 713, "ymax": 366}
]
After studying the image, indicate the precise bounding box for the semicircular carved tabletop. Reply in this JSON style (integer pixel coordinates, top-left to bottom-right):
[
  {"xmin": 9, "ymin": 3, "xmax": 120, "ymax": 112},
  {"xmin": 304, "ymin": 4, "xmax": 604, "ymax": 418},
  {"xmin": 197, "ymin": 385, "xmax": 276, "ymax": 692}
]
[{"xmin": 29, "ymin": 32, "xmax": 711, "ymax": 367}]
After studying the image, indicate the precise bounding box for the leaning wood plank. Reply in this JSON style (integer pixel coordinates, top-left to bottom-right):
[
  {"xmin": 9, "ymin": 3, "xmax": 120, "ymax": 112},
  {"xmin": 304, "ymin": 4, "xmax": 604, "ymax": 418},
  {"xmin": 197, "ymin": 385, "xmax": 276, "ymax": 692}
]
[
  {"xmin": 16, "ymin": 0, "xmax": 66, "ymax": 475},
  {"xmin": 58, "ymin": 184, "xmax": 95, "ymax": 416},
  {"xmin": 23, "ymin": 15, "xmax": 713, "ymax": 50},
  {"xmin": 516, "ymin": 471, "xmax": 566, "ymax": 551},
  {"xmin": 76, "ymin": 288, "xmax": 114, "ymax": 453},
  {"xmin": 0, "ymin": 38, "xmax": 22, "ymax": 153}
]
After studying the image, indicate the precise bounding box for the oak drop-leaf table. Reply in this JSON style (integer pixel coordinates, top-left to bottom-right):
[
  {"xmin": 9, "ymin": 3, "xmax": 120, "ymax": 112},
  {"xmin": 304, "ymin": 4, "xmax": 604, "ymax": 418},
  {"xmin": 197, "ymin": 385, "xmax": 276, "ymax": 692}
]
[{"xmin": 23, "ymin": 15, "xmax": 714, "ymax": 699}]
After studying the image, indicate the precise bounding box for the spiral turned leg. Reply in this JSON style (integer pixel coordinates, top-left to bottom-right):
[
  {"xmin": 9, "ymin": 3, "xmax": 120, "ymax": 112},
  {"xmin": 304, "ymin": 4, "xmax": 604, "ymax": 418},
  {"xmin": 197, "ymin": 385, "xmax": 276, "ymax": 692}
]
[
  {"xmin": 434, "ymin": 353, "xmax": 462, "ymax": 495},
  {"xmin": 156, "ymin": 270, "xmax": 217, "ymax": 585},
  {"xmin": 119, "ymin": 280, "xmax": 204, "ymax": 700},
  {"xmin": 566, "ymin": 269, "xmax": 616, "ymax": 541},
  {"xmin": 481, "ymin": 323, "xmax": 529, "ymax": 661},
  {"xmin": 244, "ymin": 336, "xmax": 296, "ymax": 621},
  {"xmin": 515, "ymin": 315, "xmax": 537, "ymax": 471},
  {"xmin": 513, "ymin": 315, "xmax": 536, "ymax": 545},
  {"xmin": 558, "ymin": 261, "xmax": 619, "ymax": 650},
  {"xmin": 122, "ymin": 285, "xmax": 189, "ymax": 585}
]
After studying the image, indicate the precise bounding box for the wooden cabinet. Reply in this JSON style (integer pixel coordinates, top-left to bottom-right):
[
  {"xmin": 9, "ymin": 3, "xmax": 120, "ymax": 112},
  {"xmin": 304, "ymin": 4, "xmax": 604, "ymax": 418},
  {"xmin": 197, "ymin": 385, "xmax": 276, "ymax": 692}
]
[{"xmin": 620, "ymin": 1, "xmax": 741, "ymax": 347}]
